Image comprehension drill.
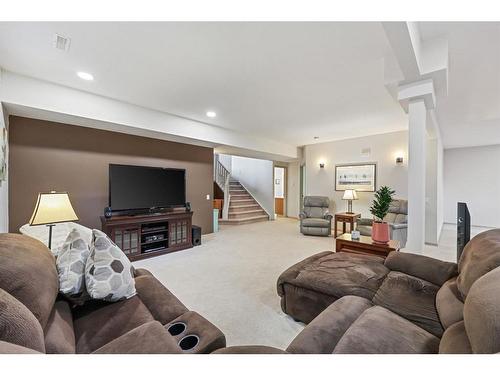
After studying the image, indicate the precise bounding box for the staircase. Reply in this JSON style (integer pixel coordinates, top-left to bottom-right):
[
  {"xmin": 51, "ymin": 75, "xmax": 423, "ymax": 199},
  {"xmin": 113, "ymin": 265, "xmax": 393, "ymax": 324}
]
[
  {"xmin": 214, "ymin": 157, "xmax": 269, "ymax": 226},
  {"xmin": 219, "ymin": 180, "xmax": 269, "ymax": 225}
]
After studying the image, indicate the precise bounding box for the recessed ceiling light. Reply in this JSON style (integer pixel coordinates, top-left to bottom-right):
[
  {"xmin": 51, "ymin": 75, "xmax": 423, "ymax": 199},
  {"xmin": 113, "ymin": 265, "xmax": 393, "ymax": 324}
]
[
  {"xmin": 77, "ymin": 71, "xmax": 94, "ymax": 81},
  {"xmin": 206, "ymin": 111, "xmax": 217, "ymax": 118}
]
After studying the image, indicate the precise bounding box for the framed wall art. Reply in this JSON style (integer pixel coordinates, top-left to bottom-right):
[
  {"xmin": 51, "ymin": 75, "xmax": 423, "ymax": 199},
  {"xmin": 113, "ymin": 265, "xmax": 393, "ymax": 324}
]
[{"xmin": 335, "ymin": 163, "xmax": 376, "ymax": 192}]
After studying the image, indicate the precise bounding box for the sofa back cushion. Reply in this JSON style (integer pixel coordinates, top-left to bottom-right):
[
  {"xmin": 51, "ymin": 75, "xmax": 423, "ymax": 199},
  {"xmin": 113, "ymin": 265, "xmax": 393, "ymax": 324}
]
[
  {"xmin": 463, "ymin": 266, "xmax": 500, "ymax": 353},
  {"xmin": 0, "ymin": 233, "xmax": 59, "ymax": 328},
  {"xmin": 383, "ymin": 199, "xmax": 407, "ymax": 224},
  {"xmin": 303, "ymin": 196, "xmax": 330, "ymax": 218},
  {"xmin": 457, "ymin": 229, "xmax": 500, "ymax": 298},
  {"xmin": 0, "ymin": 288, "xmax": 45, "ymax": 352}
]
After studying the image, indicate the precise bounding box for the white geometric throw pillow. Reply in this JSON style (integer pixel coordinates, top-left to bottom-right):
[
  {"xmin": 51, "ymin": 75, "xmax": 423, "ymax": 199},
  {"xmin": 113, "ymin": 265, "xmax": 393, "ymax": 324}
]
[
  {"xmin": 57, "ymin": 228, "xmax": 91, "ymax": 298},
  {"xmin": 85, "ymin": 229, "xmax": 136, "ymax": 302}
]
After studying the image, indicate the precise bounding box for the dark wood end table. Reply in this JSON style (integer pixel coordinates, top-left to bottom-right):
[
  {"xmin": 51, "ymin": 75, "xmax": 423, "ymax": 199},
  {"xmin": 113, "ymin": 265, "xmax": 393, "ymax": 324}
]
[
  {"xmin": 335, "ymin": 233, "xmax": 400, "ymax": 258},
  {"xmin": 334, "ymin": 212, "xmax": 361, "ymax": 236}
]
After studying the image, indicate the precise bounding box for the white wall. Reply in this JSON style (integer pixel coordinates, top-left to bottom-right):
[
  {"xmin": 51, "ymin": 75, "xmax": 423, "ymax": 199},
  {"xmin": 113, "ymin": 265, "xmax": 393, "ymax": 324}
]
[
  {"xmin": 0, "ymin": 103, "xmax": 7, "ymax": 233},
  {"xmin": 436, "ymin": 136, "xmax": 444, "ymax": 238},
  {"xmin": 304, "ymin": 131, "xmax": 408, "ymax": 218},
  {"xmin": 0, "ymin": 68, "xmax": 8, "ymax": 232},
  {"xmin": 426, "ymin": 137, "xmax": 438, "ymax": 244},
  {"xmin": 286, "ymin": 161, "xmax": 300, "ymax": 218},
  {"xmin": 444, "ymin": 145, "xmax": 500, "ymax": 227},
  {"xmin": 231, "ymin": 156, "xmax": 274, "ymax": 219}
]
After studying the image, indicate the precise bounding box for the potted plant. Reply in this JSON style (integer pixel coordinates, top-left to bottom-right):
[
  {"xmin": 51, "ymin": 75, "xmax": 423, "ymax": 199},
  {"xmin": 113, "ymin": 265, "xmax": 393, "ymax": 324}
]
[{"xmin": 370, "ymin": 186, "xmax": 395, "ymax": 243}]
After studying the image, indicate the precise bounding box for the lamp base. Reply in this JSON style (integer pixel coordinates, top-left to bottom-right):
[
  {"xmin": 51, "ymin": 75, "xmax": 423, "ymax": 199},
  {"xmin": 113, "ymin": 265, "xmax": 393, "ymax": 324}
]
[
  {"xmin": 46, "ymin": 224, "xmax": 55, "ymax": 249},
  {"xmin": 346, "ymin": 200, "xmax": 354, "ymax": 214}
]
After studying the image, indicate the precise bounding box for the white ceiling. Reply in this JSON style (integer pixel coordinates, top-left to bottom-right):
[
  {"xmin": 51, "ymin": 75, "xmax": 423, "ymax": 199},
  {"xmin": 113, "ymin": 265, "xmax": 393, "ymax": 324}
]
[
  {"xmin": 0, "ymin": 22, "xmax": 407, "ymax": 146},
  {"xmin": 0, "ymin": 22, "xmax": 498, "ymax": 149},
  {"xmin": 419, "ymin": 22, "xmax": 500, "ymax": 149}
]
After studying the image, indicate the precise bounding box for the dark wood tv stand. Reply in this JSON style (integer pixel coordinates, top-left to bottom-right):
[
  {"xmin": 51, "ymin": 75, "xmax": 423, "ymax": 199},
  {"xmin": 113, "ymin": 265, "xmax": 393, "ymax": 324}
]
[{"xmin": 100, "ymin": 210, "xmax": 193, "ymax": 261}]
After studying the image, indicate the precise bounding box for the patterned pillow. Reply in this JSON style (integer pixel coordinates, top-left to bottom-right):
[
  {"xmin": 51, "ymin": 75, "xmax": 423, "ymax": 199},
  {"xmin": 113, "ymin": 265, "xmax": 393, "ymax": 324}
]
[
  {"xmin": 57, "ymin": 228, "xmax": 90, "ymax": 300},
  {"xmin": 85, "ymin": 229, "xmax": 136, "ymax": 302}
]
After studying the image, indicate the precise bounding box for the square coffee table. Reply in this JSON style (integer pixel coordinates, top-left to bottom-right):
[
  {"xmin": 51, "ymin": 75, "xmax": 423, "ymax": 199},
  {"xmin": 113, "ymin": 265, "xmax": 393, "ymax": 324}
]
[{"xmin": 335, "ymin": 233, "xmax": 400, "ymax": 258}]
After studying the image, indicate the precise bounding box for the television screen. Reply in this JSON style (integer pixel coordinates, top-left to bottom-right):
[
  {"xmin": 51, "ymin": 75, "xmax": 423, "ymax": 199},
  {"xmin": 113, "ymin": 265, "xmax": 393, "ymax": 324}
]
[{"xmin": 109, "ymin": 164, "xmax": 186, "ymax": 211}]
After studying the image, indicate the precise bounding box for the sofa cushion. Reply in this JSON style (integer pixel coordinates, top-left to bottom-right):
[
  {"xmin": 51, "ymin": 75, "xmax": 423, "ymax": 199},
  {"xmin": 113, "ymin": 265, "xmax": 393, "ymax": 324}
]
[
  {"xmin": 134, "ymin": 274, "xmax": 188, "ymax": 325},
  {"xmin": 372, "ymin": 271, "xmax": 443, "ymax": 337},
  {"xmin": 92, "ymin": 321, "xmax": 182, "ymax": 354},
  {"xmin": 73, "ymin": 295, "xmax": 155, "ymax": 353},
  {"xmin": 457, "ymin": 228, "xmax": 500, "ymax": 298},
  {"xmin": 301, "ymin": 218, "xmax": 330, "ymax": 228},
  {"xmin": 463, "ymin": 266, "xmax": 500, "ymax": 353},
  {"xmin": 57, "ymin": 228, "xmax": 90, "ymax": 301},
  {"xmin": 44, "ymin": 300, "xmax": 76, "ymax": 354},
  {"xmin": 287, "ymin": 296, "xmax": 373, "ymax": 354},
  {"xmin": 279, "ymin": 252, "xmax": 389, "ymax": 301},
  {"xmin": 213, "ymin": 346, "xmax": 288, "ymax": 354},
  {"xmin": 439, "ymin": 321, "xmax": 472, "ymax": 354},
  {"xmin": 85, "ymin": 229, "xmax": 136, "ymax": 302},
  {"xmin": 436, "ymin": 277, "xmax": 464, "ymax": 330},
  {"xmin": 0, "ymin": 288, "xmax": 45, "ymax": 353},
  {"xmin": 0, "ymin": 233, "xmax": 59, "ymax": 328},
  {"xmin": 333, "ymin": 306, "xmax": 440, "ymax": 354}
]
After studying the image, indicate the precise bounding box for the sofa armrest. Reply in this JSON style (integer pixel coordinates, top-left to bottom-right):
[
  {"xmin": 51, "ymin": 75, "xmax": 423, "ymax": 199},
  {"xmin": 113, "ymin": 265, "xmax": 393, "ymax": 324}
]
[
  {"xmin": 299, "ymin": 212, "xmax": 307, "ymax": 220},
  {"xmin": 357, "ymin": 218, "xmax": 373, "ymax": 226},
  {"xmin": 384, "ymin": 252, "xmax": 458, "ymax": 286},
  {"xmin": 389, "ymin": 223, "xmax": 408, "ymax": 230},
  {"xmin": 92, "ymin": 321, "xmax": 182, "ymax": 354},
  {"xmin": 135, "ymin": 275, "xmax": 188, "ymax": 325}
]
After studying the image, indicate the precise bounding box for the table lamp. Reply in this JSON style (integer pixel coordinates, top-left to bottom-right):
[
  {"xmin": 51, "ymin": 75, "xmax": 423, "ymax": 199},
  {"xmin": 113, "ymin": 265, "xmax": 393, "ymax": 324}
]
[
  {"xmin": 342, "ymin": 189, "xmax": 358, "ymax": 214},
  {"xmin": 29, "ymin": 191, "xmax": 79, "ymax": 249}
]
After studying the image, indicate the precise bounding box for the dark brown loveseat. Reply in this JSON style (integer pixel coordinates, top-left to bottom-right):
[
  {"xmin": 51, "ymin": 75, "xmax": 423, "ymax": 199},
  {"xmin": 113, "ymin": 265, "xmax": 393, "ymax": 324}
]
[
  {"xmin": 0, "ymin": 234, "xmax": 225, "ymax": 354},
  {"xmin": 217, "ymin": 229, "xmax": 500, "ymax": 354}
]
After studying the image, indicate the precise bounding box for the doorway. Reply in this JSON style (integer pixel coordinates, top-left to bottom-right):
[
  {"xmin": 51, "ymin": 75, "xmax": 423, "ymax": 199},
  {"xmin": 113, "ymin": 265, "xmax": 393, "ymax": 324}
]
[{"xmin": 274, "ymin": 166, "xmax": 286, "ymax": 217}]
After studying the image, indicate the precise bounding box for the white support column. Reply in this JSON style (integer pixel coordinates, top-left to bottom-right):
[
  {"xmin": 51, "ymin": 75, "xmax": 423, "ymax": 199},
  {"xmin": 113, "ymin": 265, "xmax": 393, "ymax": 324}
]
[
  {"xmin": 407, "ymin": 99, "xmax": 427, "ymax": 252},
  {"xmin": 398, "ymin": 79, "xmax": 436, "ymax": 253}
]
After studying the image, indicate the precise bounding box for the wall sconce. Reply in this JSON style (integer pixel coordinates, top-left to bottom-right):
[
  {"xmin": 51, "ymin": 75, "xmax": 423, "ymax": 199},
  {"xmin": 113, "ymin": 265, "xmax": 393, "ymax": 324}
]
[
  {"xmin": 319, "ymin": 162, "xmax": 325, "ymax": 168},
  {"xmin": 395, "ymin": 152, "xmax": 404, "ymax": 165}
]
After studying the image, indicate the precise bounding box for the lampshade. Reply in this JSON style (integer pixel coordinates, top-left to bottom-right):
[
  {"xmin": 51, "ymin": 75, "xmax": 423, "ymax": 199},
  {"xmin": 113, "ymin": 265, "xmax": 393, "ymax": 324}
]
[
  {"xmin": 342, "ymin": 189, "xmax": 358, "ymax": 201},
  {"xmin": 29, "ymin": 191, "xmax": 79, "ymax": 226}
]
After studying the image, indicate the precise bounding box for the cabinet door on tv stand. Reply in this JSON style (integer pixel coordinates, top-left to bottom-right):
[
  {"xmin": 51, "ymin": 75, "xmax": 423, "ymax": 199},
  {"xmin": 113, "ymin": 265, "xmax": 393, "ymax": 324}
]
[{"xmin": 112, "ymin": 226, "xmax": 140, "ymax": 256}]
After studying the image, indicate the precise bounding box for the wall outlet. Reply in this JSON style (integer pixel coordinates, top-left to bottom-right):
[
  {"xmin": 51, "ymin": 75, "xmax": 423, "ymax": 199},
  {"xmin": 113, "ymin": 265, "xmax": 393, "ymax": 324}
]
[{"xmin": 206, "ymin": 194, "xmax": 210, "ymax": 200}]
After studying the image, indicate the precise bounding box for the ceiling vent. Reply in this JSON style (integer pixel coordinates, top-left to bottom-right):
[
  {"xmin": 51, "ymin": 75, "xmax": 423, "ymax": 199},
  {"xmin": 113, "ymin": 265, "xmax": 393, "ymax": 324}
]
[{"xmin": 53, "ymin": 34, "xmax": 71, "ymax": 52}]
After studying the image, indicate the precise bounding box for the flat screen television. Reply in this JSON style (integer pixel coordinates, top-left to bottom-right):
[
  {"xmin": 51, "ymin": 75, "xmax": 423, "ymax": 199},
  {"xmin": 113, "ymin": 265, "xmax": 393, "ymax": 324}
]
[
  {"xmin": 457, "ymin": 202, "xmax": 471, "ymax": 262},
  {"xmin": 109, "ymin": 164, "xmax": 186, "ymax": 213}
]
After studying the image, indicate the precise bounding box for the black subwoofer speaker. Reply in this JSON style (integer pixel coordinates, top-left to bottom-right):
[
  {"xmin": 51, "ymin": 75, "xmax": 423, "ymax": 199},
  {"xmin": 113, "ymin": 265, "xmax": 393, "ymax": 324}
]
[{"xmin": 192, "ymin": 225, "xmax": 201, "ymax": 246}]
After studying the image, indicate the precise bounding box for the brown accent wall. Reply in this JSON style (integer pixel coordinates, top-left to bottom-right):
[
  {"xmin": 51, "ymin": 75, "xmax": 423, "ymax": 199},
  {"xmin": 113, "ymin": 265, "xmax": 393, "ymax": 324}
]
[{"xmin": 8, "ymin": 116, "xmax": 214, "ymax": 234}]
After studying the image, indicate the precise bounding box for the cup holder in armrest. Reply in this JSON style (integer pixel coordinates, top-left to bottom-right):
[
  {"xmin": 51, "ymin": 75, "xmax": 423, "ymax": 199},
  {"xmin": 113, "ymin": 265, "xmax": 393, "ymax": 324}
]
[
  {"xmin": 167, "ymin": 322, "xmax": 187, "ymax": 336},
  {"xmin": 179, "ymin": 335, "xmax": 199, "ymax": 351}
]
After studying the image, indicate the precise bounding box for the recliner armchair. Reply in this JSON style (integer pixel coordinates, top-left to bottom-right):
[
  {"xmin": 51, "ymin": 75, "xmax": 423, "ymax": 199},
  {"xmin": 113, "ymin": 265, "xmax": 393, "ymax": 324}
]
[
  {"xmin": 357, "ymin": 199, "xmax": 408, "ymax": 247},
  {"xmin": 299, "ymin": 196, "xmax": 333, "ymax": 237}
]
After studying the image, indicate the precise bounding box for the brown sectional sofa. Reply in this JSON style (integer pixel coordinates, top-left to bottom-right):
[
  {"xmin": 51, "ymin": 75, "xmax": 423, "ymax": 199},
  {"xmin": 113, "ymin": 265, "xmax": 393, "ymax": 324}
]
[
  {"xmin": 219, "ymin": 228, "xmax": 500, "ymax": 354},
  {"xmin": 0, "ymin": 233, "xmax": 226, "ymax": 354}
]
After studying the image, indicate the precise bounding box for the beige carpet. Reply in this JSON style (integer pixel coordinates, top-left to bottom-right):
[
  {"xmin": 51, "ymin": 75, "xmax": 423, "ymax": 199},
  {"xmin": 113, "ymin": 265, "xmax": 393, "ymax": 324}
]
[
  {"xmin": 134, "ymin": 218, "xmax": 479, "ymax": 349},
  {"xmin": 134, "ymin": 218, "xmax": 331, "ymax": 348}
]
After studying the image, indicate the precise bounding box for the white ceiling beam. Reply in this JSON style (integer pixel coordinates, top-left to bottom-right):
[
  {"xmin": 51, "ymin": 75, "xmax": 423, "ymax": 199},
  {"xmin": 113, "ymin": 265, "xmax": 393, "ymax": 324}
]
[{"xmin": 0, "ymin": 71, "xmax": 298, "ymax": 161}]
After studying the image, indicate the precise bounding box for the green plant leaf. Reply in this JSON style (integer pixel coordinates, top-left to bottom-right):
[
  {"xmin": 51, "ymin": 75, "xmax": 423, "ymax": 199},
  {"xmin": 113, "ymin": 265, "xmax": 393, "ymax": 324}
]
[{"xmin": 369, "ymin": 186, "xmax": 395, "ymax": 221}]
